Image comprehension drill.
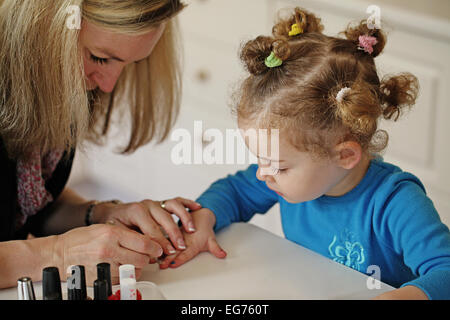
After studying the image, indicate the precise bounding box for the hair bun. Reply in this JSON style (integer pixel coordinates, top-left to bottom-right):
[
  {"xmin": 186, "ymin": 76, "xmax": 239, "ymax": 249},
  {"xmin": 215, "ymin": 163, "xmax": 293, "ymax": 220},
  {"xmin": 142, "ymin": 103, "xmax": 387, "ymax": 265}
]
[
  {"xmin": 240, "ymin": 36, "xmax": 273, "ymax": 75},
  {"xmin": 272, "ymin": 39, "xmax": 290, "ymax": 61},
  {"xmin": 380, "ymin": 72, "xmax": 419, "ymax": 120},
  {"xmin": 240, "ymin": 37, "xmax": 290, "ymax": 75},
  {"xmin": 341, "ymin": 20, "xmax": 386, "ymax": 57},
  {"xmin": 272, "ymin": 7, "xmax": 324, "ymax": 39}
]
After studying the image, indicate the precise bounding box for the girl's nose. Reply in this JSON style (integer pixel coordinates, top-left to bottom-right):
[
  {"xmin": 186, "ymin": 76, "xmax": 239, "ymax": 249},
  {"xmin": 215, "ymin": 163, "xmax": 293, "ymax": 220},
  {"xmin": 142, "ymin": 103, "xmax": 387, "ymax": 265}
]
[{"xmin": 256, "ymin": 166, "xmax": 270, "ymax": 182}]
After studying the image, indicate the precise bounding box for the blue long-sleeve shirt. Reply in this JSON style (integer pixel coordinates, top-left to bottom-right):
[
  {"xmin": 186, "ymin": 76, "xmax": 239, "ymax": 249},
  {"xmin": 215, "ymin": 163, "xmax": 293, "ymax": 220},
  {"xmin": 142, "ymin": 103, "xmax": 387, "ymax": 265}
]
[{"xmin": 196, "ymin": 158, "xmax": 450, "ymax": 299}]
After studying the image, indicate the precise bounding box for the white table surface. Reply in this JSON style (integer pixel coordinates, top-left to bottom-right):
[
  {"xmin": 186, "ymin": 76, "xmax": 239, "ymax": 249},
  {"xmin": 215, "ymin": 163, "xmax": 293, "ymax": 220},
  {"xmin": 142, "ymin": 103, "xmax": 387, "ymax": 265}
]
[{"xmin": 0, "ymin": 223, "xmax": 394, "ymax": 300}]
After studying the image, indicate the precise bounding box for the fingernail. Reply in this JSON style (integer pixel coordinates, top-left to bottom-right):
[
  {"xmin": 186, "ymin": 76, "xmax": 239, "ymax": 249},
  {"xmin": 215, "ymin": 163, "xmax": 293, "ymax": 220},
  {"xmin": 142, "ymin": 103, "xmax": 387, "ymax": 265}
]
[
  {"xmin": 177, "ymin": 238, "xmax": 186, "ymax": 250},
  {"xmin": 188, "ymin": 222, "xmax": 196, "ymax": 232},
  {"xmin": 167, "ymin": 245, "xmax": 176, "ymax": 254},
  {"xmin": 195, "ymin": 202, "xmax": 201, "ymax": 206}
]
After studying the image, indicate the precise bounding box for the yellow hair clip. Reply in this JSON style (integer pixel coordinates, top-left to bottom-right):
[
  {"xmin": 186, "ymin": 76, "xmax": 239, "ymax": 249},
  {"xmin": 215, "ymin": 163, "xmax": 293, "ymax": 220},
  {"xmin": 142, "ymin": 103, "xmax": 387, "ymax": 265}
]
[{"xmin": 288, "ymin": 23, "xmax": 303, "ymax": 36}]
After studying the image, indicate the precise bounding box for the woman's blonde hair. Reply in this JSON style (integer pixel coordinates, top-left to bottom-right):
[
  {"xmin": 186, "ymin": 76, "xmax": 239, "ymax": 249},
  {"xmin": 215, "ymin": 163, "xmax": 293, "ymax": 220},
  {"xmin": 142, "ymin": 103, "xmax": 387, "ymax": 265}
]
[
  {"xmin": 0, "ymin": 0, "xmax": 185, "ymax": 159},
  {"xmin": 236, "ymin": 7, "xmax": 419, "ymax": 158}
]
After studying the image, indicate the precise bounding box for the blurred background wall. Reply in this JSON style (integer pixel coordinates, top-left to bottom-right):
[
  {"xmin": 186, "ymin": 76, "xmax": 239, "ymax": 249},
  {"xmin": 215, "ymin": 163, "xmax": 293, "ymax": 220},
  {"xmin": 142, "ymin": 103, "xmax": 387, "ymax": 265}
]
[{"xmin": 68, "ymin": 0, "xmax": 450, "ymax": 237}]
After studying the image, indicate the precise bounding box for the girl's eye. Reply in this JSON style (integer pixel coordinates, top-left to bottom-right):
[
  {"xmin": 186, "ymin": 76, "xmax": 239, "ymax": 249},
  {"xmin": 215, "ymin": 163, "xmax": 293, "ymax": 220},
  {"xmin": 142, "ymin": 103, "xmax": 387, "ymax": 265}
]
[
  {"xmin": 272, "ymin": 167, "xmax": 287, "ymax": 176},
  {"xmin": 90, "ymin": 54, "xmax": 108, "ymax": 65}
]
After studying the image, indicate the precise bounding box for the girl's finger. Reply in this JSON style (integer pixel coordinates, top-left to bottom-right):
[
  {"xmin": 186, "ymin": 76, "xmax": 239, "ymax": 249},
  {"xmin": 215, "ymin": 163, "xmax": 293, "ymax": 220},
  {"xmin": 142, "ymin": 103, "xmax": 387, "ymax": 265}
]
[
  {"xmin": 207, "ymin": 237, "xmax": 227, "ymax": 259},
  {"xmin": 169, "ymin": 246, "xmax": 200, "ymax": 268},
  {"xmin": 158, "ymin": 253, "xmax": 178, "ymax": 270}
]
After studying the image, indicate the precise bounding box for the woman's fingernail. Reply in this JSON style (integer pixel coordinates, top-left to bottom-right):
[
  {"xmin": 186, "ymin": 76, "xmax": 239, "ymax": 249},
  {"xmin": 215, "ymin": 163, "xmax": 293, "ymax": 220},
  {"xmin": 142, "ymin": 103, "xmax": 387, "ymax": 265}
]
[
  {"xmin": 188, "ymin": 222, "xmax": 196, "ymax": 232},
  {"xmin": 177, "ymin": 238, "xmax": 186, "ymax": 250},
  {"xmin": 167, "ymin": 245, "xmax": 176, "ymax": 254}
]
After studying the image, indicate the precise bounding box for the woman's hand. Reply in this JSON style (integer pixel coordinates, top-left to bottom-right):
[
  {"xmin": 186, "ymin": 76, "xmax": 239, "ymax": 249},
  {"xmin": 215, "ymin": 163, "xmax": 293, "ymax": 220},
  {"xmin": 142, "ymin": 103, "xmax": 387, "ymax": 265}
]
[
  {"xmin": 158, "ymin": 208, "xmax": 227, "ymax": 269},
  {"xmin": 92, "ymin": 197, "xmax": 202, "ymax": 256},
  {"xmin": 54, "ymin": 224, "xmax": 163, "ymax": 285}
]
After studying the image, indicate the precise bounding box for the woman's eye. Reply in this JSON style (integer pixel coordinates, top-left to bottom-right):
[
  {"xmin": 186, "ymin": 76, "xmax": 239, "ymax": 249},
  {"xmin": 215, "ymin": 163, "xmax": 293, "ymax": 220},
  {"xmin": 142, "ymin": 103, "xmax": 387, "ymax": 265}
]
[{"xmin": 90, "ymin": 54, "xmax": 108, "ymax": 65}]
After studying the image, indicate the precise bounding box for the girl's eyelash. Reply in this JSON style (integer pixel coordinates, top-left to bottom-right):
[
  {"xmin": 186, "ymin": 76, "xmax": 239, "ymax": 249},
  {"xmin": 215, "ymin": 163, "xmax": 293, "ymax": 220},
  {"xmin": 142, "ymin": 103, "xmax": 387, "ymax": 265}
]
[
  {"xmin": 272, "ymin": 168, "xmax": 287, "ymax": 175},
  {"xmin": 90, "ymin": 54, "xmax": 108, "ymax": 65}
]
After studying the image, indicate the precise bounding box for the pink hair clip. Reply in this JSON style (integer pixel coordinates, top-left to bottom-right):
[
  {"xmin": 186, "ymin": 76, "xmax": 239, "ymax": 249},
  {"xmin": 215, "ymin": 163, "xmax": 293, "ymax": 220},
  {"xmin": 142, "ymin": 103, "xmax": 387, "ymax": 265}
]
[{"xmin": 358, "ymin": 35, "xmax": 378, "ymax": 54}]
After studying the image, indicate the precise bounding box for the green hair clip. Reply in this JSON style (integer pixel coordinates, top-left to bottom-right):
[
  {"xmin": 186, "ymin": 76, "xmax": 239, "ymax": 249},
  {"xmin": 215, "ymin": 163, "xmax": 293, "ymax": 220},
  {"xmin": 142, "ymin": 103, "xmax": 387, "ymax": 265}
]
[{"xmin": 264, "ymin": 51, "xmax": 283, "ymax": 68}]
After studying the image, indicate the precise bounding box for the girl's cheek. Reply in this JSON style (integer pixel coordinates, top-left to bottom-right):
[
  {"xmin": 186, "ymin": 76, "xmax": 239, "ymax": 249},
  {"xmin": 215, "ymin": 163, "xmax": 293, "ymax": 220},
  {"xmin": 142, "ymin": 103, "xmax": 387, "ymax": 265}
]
[{"xmin": 273, "ymin": 177, "xmax": 285, "ymax": 189}]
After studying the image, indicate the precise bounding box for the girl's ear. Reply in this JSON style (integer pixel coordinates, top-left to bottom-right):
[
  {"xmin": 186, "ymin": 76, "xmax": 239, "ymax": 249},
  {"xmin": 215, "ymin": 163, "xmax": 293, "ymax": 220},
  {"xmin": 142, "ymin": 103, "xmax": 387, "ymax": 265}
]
[{"xmin": 333, "ymin": 141, "xmax": 362, "ymax": 170}]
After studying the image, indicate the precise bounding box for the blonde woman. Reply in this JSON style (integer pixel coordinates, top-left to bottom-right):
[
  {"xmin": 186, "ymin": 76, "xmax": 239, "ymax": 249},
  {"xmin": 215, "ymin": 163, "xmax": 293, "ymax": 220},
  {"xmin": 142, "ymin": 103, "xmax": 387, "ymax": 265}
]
[{"xmin": 0, "ymin": 0, "xmax": 200, "ymax": 288}]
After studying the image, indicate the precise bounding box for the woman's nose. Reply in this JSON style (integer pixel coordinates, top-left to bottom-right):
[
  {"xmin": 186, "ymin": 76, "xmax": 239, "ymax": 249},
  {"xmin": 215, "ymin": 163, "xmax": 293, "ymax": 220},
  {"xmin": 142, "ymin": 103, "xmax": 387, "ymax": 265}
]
[{"xmin": 91, "ymin": 66, "xmax": 123, "ymax": 93}]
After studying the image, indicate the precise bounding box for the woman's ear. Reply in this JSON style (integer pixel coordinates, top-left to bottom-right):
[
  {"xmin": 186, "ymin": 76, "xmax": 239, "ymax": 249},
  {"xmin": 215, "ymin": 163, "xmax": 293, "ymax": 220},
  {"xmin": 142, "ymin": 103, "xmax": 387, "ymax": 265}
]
[{"xmin": 333, "ymin": 141, "xmax": 362, "ymax": 170}]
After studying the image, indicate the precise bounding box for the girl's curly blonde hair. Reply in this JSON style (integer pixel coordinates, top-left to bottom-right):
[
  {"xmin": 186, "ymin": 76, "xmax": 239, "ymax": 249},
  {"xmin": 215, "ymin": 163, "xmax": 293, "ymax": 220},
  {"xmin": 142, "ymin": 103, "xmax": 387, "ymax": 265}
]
[{"xmin": 235, "ymin": 7, "xmax": 419, "ymax": 158}]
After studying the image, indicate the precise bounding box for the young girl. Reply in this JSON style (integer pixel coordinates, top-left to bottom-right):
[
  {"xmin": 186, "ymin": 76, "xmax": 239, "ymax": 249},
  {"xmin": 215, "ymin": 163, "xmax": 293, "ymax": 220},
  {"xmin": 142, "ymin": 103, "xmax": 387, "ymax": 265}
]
[{"xmin": 160, "ymin": 8, "xmax": 450, "ymax": 299}]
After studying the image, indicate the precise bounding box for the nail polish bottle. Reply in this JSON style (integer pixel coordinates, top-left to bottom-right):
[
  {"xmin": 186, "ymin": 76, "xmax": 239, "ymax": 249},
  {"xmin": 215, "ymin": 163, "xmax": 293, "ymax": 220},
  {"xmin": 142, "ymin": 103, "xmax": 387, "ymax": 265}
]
[
  {"xmin": 120, "ymin": 278, "xmax": 137, "ymax": 300},
  {"xmin": 96, "ymin": 263, "xmax": 112, "ymax": 297},
  {"xmin": 42, "ymin": 267, "xmax": 62, "ymax": 300},
  {"xmin": 94, "ymin": 279, "xmax": 108, "ymax": 300},
  {"xmin": 67, "ymin": 265, "xmax": 88, "ymax": 300},
  {"xmin": 119, "ymin": 264, "xmax": 135, "ymax": 281},
  {"xmin": 17, "ymin": 277, "xmax": 36, "ymax": 300}
]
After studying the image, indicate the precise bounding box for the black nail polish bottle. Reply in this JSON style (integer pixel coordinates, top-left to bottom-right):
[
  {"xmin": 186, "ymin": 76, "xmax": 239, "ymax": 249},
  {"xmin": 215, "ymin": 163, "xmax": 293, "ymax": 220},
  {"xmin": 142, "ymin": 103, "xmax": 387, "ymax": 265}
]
[{"xmin": 42, "ymin": 267, "xmax": 62, "ymax": 300}]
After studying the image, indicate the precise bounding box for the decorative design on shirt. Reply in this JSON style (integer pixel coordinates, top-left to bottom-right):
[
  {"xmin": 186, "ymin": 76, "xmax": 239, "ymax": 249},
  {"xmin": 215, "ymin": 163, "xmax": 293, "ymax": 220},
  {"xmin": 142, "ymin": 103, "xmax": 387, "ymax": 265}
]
[
  {"xmin": 16, "ymin": 149, "xmax": 64, "ymax": 229},
  {"xmin": 328, "ymin": 230, "xmax": 365, "ymax": 272}
]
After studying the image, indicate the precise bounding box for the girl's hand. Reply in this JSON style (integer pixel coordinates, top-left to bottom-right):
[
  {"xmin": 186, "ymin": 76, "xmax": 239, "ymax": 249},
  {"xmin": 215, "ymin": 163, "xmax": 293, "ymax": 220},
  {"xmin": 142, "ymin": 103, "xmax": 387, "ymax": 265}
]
[
  {"xmin": 92, "ymin": 197, "xmax": 202, "ymax": 255},
  {"xmin": 372, "ymin": 285, "xmax": 429, "ymax": 300},
  {"xmin": 54, "ymin": 224, "xmax": 163, "ymax": 285},
  {"xmin": 158, "ymin": 208, "xmax": 227, "ymax": 269}
]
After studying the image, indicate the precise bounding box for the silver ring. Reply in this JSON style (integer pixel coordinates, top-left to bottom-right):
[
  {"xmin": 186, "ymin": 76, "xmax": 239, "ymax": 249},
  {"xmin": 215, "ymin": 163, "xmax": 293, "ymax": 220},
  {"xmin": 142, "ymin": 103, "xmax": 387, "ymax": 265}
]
[{"xmin": 160, "ymin": 200, "xmax": 166, "ymax": 209}]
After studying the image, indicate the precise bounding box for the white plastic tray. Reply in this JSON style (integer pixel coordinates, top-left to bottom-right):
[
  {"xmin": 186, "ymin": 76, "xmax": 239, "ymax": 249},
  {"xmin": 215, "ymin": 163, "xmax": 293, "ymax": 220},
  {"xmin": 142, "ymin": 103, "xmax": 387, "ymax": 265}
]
[{"xmin": 109, "ymin": 281, "xmax": 166, "ymax": 300}]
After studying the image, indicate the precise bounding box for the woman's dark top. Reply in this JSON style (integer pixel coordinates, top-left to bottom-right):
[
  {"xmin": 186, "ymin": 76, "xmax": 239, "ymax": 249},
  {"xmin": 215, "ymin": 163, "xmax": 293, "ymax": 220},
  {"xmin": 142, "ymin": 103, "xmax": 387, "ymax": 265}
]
[{"xmin": 0, "ymin": 137, "xmax": 75, "ymax": 241}]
